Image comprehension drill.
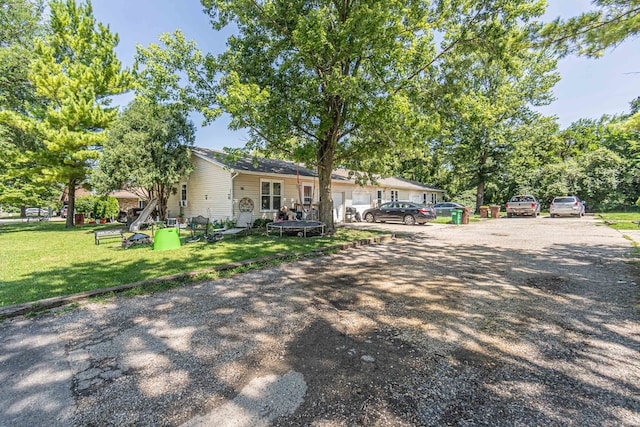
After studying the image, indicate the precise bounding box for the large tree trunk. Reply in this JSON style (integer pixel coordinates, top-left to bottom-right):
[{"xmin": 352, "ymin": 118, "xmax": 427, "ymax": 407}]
[
  {"xmin": 317, "ymin": 140, "xmax": 335, "ymax": 232},
  {"xmin": 65, "ymin": 179, "xmax": 76, "ymax": 228},
  {"xmin": 475, "ymin": 180, "xmax": 485, "ymax": 214},
  {"xmin": 157, "ymin": 183, "xmax": 169, "ymax": 221},
  {"xmin": 475, "ymin": 150, "xmax": 488, "ymax": 213}
]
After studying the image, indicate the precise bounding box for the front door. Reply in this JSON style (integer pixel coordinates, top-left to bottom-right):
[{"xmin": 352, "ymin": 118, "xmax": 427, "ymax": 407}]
[{"xmin": 332, "ymin": 192, "xmax": 344, "ymax": 223}]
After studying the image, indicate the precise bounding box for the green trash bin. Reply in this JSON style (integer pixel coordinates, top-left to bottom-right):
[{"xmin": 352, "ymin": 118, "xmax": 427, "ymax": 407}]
[
  {"xmin": 451, "ymin": 209, "xmax": 462, "ymax": 225},
  {"xmin": 154, "ymin": 227, "xmax": 181, "ymax": 251}
]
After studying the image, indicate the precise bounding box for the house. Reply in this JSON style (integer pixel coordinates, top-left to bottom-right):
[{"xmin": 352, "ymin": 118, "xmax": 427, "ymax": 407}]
[
  {"xmin": 166, "ymin": 147, "xmax": 445, "ymax": 224},
  {"xmin": 61, "ymin": 187, "xmax": 143, "ymax": 213}
]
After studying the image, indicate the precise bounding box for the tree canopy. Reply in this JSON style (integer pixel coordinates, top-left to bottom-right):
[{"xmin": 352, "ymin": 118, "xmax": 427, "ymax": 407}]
[
  {"xmin": 542, "ymin": 0, "xmax": 640, "ymax": 57},
  {"xmin": 136, "ymin": 0, "xmax": 553, "ymax": 229},
  {"xmin": 0, "ymin": 0, "xmax": 131, "ymax": 226},
  {"xmin": 92, "ymin": 100, "xmax": 195, "ymax": 220},
  {"xmin": 0, "ymin": 0, "xmax": 54, "ymax": 209}
]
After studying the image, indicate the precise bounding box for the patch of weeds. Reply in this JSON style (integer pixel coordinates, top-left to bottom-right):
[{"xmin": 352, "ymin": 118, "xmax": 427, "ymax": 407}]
[
  {"xmin": 88, "ymin": 291, "xmax": 117, "ymax": 304},
  {"xmin": 310, "ymin": 246, "xmax": 342, "ymax": 256},
  {"xmin": 24, "ymin": 308, "xmax": 51, "ymax": 318},
  {"xmin": 54, "ymin": 302, "xmax": 80, "ymax": 316},
  {"xmin": 192, "ymin": 271, "xmax": 219, "ymax": 281}
]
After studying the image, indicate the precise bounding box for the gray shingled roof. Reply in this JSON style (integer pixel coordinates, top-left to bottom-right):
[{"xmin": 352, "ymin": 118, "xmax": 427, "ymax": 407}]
[
  {"xmin": 193, "ymin": 147, "xmax": 443, "ymax": 191},
  {"xmin": 193, "ymin": 147, "xmax": 350, "ymax": 181}
]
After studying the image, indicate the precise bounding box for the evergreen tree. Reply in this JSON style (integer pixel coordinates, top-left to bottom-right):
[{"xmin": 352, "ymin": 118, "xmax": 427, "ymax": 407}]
[{"xmin": 1, "ymin": 0, "xmax": 130, "ymax": 227}]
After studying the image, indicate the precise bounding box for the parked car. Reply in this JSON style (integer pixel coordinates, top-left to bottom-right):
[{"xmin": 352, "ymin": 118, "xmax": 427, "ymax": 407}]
[
  {"xmin": 60, "ymin": 205, "xmax": 68, "ymax": 218},
  {"xmin": 505, "ymin": 195, "xmax": 540, "ymax": 217},
  {"xmin": 363, "ymin": 202, "xmax": 436, "ymax": 225},
  {"xmin": 433, "ymin": 202, "xmax": 465, "ymax": 217},
  {"xmin": 550, "ymin": 196, "xmax": 585, "ymax": 218},
  {"xmin": 25, "ymin": 207, "xmax": 50, "ymax": 217}
]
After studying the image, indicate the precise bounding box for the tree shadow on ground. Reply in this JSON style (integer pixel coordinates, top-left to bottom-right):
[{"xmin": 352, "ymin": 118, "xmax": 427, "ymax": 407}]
[{"xmin": 1, "ymin": 228, "xmax": 638, "ymax": 426}]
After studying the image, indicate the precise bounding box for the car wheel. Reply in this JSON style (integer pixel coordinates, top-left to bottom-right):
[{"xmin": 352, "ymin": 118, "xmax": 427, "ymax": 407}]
[
  {"xmin": 365, "ymin": 213, "xmax": 375, "ymax": 223},
  {"xmin": 403, "ymin": 215, "xmax": 416, "ymax": 225}
]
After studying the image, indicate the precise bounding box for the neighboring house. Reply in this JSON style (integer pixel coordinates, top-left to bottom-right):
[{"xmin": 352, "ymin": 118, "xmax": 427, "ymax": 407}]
[
  {"xmin": 61, "ymin": 187, "xmax": 143, "ymax": 214},
  {"xmin": 166, "ymin": 147, "xmax": 445, "ymax": 224}
]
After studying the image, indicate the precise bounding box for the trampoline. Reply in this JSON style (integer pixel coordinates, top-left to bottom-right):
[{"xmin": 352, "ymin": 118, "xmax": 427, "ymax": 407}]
[{"xmin": 267, "ymin": 220, "xmax": 326, "ymax": 237}]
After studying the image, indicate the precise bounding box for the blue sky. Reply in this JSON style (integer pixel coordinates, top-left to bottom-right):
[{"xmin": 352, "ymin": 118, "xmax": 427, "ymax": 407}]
[{"xmin": 91, "ymin": 0, "xmax": 640, "ymax": 150}]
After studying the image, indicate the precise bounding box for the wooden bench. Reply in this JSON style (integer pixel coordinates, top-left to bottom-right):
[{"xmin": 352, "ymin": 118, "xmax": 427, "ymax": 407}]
[{"xmin": 94, "ymin": 229, "xmax": 126, "ymax": 245}]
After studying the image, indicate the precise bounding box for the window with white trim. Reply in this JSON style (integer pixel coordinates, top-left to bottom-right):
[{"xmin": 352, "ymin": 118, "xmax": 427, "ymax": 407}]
[
  {"xmin": 423, "ymin": 193, "xmax": 428, "ymax": 205},
  {"xmin": 181, "ymin": 184, "xmax": 187, "ymax": 202},
  {"xmin": 303, "ymin": 184, "xmax": 313, "ymax": 205},
  {"xmin": 376, "ymin": 189, "xmax": 383, "ymax": 207},
  {"xmin": 261, "ymin": 179, "xmax": 283, "ymax": 211},
  {"xmin": 432, "ymin": 193, "xmax": 437, "ymax": 203},
  {"xmin": 390, "ymin": 190, "xmax": 399, "ymax": 202}
]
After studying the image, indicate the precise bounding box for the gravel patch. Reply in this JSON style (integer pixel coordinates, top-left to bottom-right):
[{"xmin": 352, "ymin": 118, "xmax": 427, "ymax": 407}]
[{"xmin": 0, "ymin": 216, "xmax": 638, "ymax": 426}]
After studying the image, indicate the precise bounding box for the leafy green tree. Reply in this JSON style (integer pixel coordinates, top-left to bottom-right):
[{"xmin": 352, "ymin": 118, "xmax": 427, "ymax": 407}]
[
  {"xmin": 542, "ymin": 0, "xmax": 640, "ymax": 57},
  {"xmin": 435, "ymin": 39, "xmax": 558, "ymax": 211},
  {"xmin": 136, "ymin": 0, "xmax": 549, "ymax": 230},
  {"xmin": 0, "ymin": 0, "xmax": 53, "ymax": 211},
  {"xmin": 92, "ymin": 195, "xmax": 119, "ymax": 220},
  {"xmin": 92, "ymin": 100, "xmax": 195, "ymax": 220},
  {"xmin": 74, "ymin": 194, "xmax": 96, "ymax": 215},
  {"xmin": 577, "ymin": 147, "xmax": 623, "ymax": 208},
  {"xmin": 1, "ymin": 0, "xmax": 130, "ymax": 227}
]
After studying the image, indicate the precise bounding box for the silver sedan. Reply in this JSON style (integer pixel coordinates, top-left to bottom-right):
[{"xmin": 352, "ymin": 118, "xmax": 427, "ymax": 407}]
[{"xmin": 550, "ymin": 196, "xmax": 585, "ymax": 217}]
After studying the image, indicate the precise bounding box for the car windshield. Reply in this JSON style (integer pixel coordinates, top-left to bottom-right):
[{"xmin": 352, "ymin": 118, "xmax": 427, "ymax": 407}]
[{"xmin": 554, "ymin": 197, "xmax": 576, "ymax": 203}]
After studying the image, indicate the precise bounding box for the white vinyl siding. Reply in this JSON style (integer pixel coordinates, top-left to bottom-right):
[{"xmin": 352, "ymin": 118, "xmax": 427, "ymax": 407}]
[
  {"xmin": 352, "ymin": 191, "xmax": 370, "ymax": 206},
  {"xmin": 166, "ymin": 156, "xmax": 232, "ymax": 220}
]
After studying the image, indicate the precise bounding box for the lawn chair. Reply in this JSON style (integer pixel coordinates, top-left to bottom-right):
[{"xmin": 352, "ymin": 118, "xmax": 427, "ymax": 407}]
[
  {"xmin": 187, "ymin": 215, "xmax": 223, "ymax": 243},
  {"xmin": 220, "ymin": 212, "xmax": 254, "ymax": 237}
]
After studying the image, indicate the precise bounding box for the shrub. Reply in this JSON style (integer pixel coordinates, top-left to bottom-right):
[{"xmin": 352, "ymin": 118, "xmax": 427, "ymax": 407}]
[
  {"xmin": 253, "ymin": 218, "xmax": 273, "ymax": 228},
  {"xmin": 93, "ymin": 196, "xmax": 120, "ymax": 220},
  {"xmin": 75, "ymin": 195, "xmax": 97, "ymax": 215}
]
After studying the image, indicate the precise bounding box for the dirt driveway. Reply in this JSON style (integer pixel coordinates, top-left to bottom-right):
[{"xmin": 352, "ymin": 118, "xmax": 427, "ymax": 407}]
[{"xmin": 1, "ymin": 217, "xmax": 639, "ymax": 426}]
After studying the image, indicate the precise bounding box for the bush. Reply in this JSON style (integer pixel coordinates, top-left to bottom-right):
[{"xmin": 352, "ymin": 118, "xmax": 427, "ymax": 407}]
[
  {"xmin": 93, "ymin": 196, "xmax": 120, "ymax": 220},
  {"xmin": 253, "ymin": 218, "xmax": 273, "ymax": 228},
  {"xmin": 75, "ymin": 195, "xmax": 97, "ymax": 215}
]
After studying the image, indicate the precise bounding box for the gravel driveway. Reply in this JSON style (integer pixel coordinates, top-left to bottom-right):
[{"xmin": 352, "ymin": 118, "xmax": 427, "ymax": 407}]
[{"xmin": 1, "ymin": 217, "xmax": 638, "ymax": 426}]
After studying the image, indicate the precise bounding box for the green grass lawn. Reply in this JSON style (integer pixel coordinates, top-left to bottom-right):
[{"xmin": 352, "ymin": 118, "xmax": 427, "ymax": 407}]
[
  {"xmin": 595, "ymin": 212, "xmax": 640, "ymax": 230},
  {"xmin": 0, "ymin": 221, "xmax": 381, "ymax": 307},
  {"xmin": 597, "ymin": 212, "xmax": 640, "ymax": 221}
]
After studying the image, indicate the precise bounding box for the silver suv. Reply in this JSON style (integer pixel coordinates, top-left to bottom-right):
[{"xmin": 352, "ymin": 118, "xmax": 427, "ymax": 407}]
[{"xmin": 550, "ymin": 196, "xmax": 585, "ymax": 218}]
